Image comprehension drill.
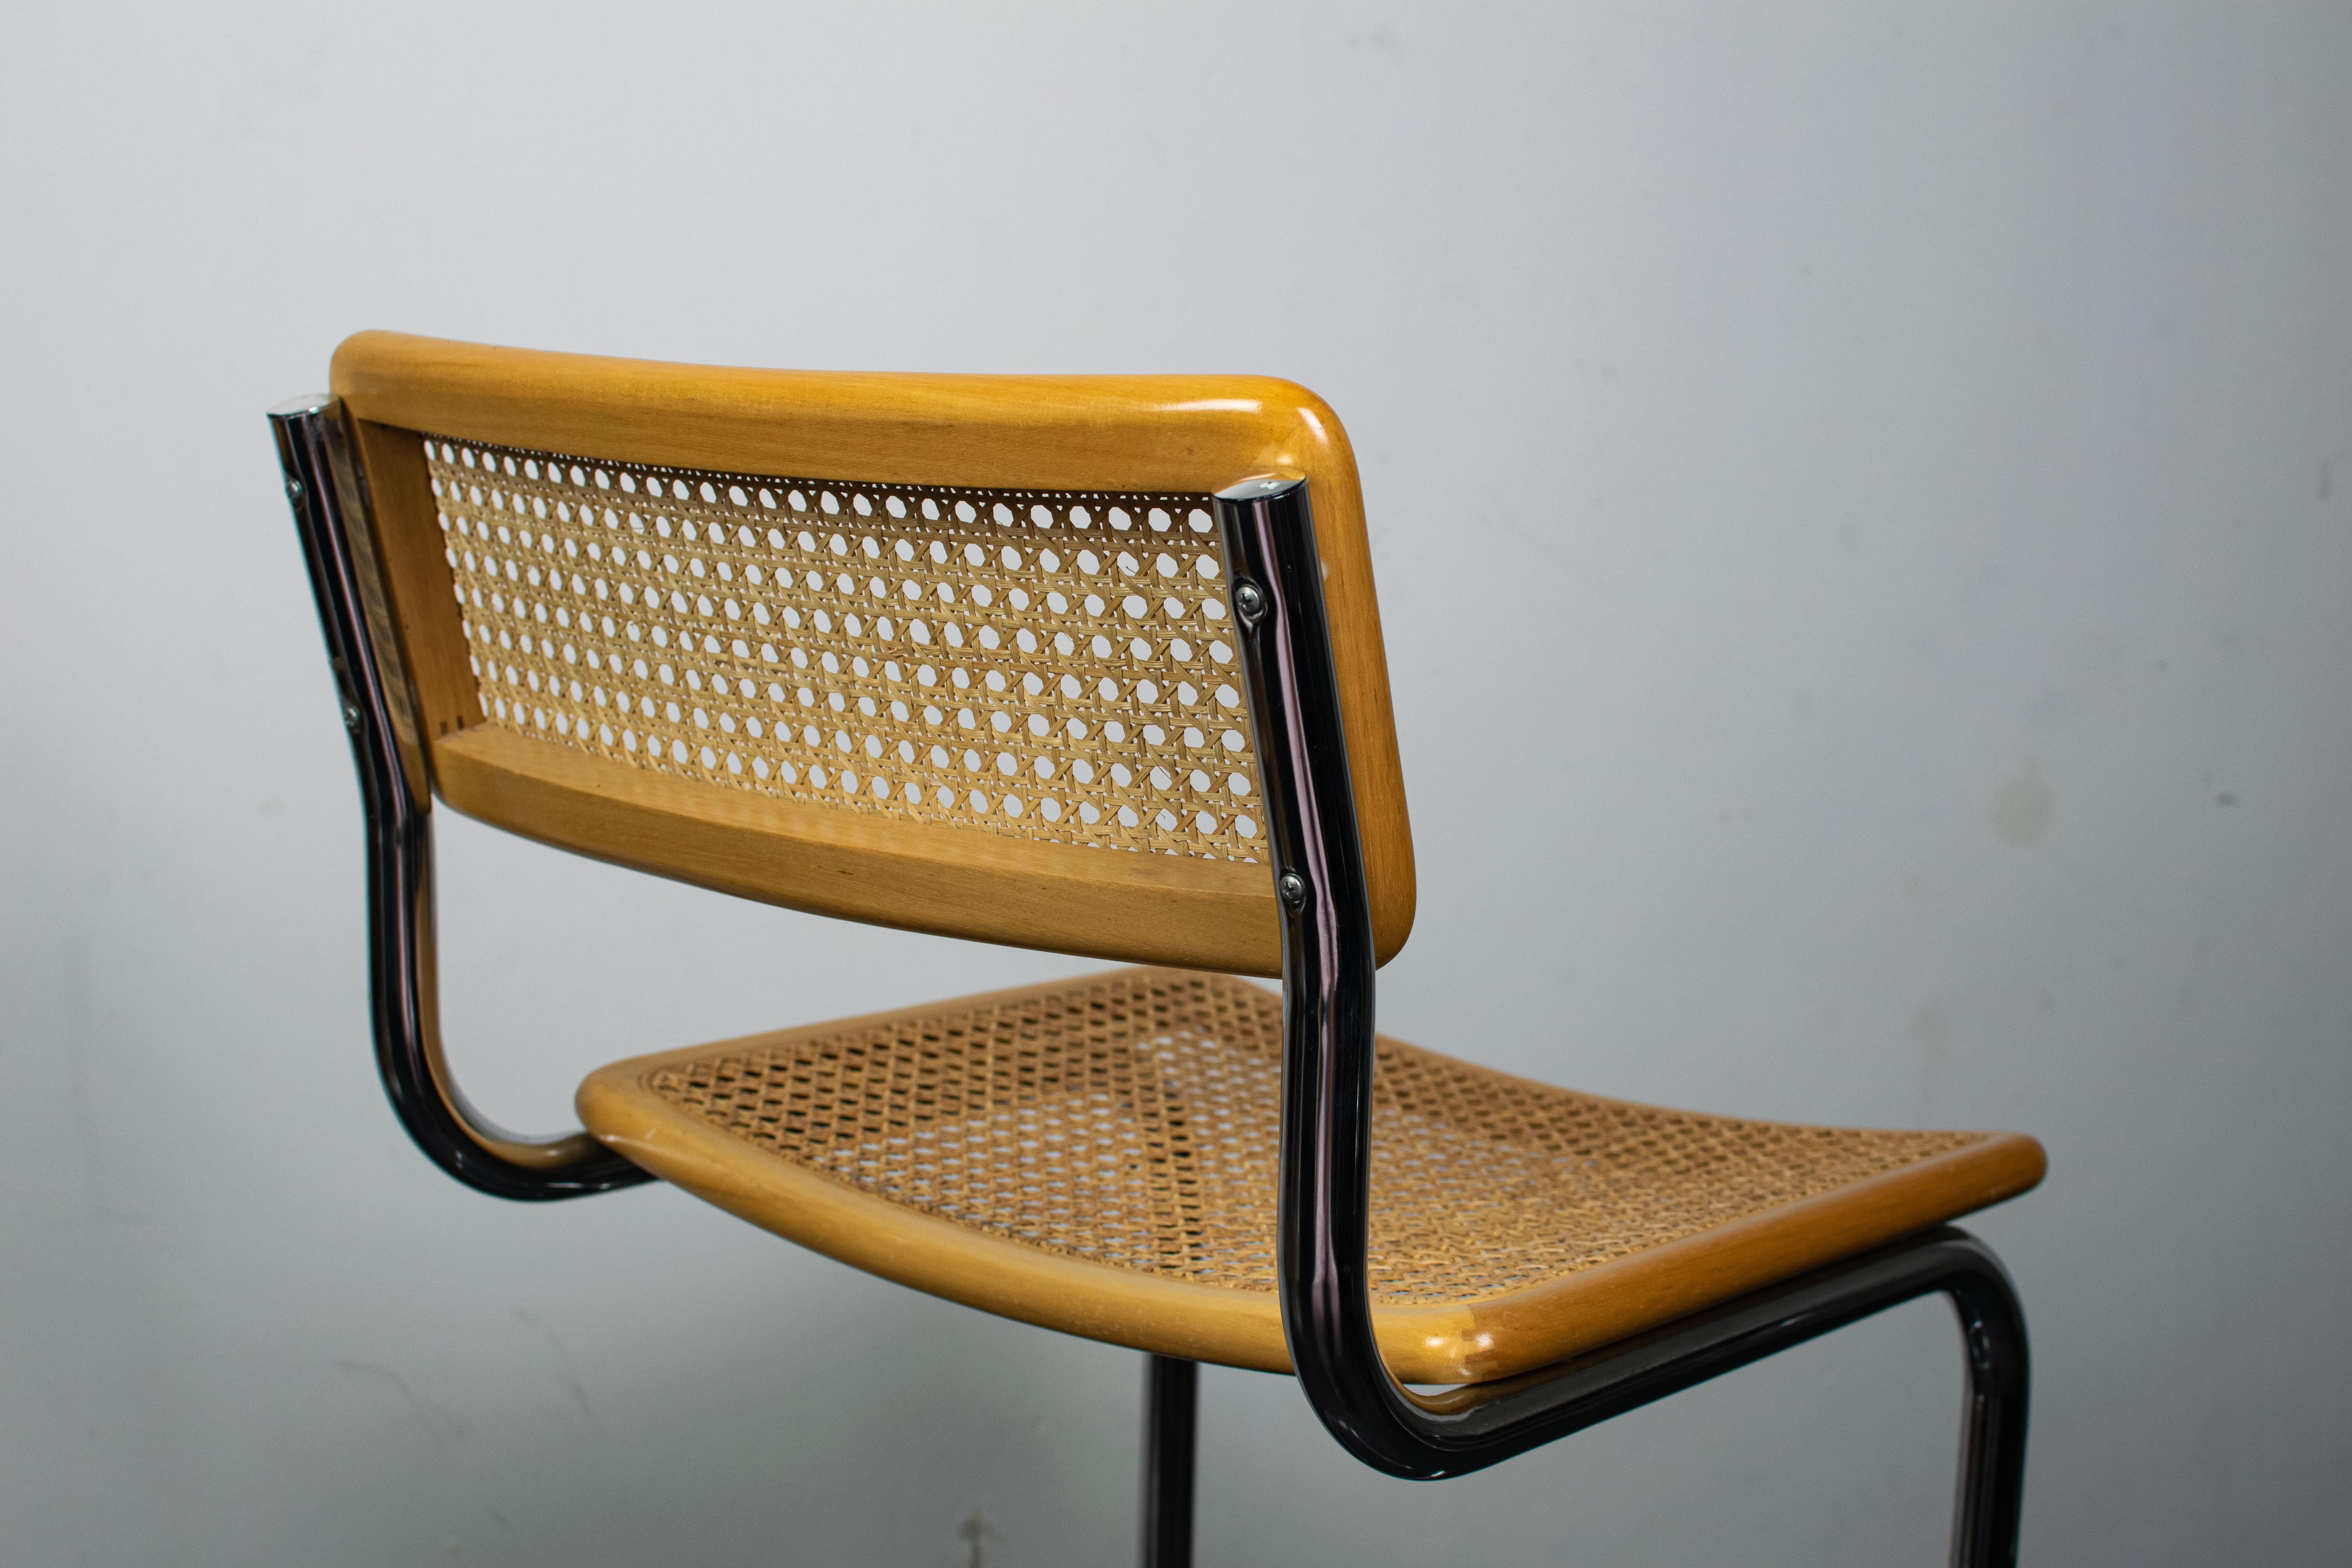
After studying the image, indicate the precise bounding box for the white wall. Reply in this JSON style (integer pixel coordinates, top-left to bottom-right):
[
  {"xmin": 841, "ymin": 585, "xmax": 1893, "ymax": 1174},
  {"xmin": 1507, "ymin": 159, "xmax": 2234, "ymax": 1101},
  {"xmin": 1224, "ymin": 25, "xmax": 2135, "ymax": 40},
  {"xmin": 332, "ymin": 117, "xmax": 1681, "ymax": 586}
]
[{"xmin": 4, "ymin": 3, "xmax": 2347, "ymax": 1563}]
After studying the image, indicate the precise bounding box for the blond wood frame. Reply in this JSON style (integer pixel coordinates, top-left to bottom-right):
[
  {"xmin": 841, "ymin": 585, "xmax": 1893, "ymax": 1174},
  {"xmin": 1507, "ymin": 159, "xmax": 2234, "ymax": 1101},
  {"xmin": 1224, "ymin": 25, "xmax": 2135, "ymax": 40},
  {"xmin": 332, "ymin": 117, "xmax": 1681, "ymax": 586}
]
[
  {"xmin": 577, "ymin": 973, "xmax": 2047, "ymax": 1385},
  {"xmin": 330, "ymin": 331, "xmax": 1415, "ymax": 975}
]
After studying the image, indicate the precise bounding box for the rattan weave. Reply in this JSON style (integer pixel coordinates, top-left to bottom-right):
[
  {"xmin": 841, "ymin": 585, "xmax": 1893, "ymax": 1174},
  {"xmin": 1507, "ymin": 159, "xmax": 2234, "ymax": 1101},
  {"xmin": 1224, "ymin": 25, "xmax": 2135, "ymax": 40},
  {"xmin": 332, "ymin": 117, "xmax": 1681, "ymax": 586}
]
[
  {"xmin": 424, "ymin": 437, "xmax": 1265, "ymax": 863},
  {"xmin": 638, "ymin": 968, "xmax": 1982, "ymax": 1306}
]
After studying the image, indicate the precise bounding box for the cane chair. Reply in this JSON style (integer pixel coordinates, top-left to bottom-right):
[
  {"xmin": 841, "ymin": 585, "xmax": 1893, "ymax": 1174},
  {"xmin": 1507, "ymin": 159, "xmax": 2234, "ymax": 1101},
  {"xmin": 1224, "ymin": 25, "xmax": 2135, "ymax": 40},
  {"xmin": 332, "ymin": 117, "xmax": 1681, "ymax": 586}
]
[{"xmin": 271, "ymin": 332, "xmax": 2045, "ymax": 1567}]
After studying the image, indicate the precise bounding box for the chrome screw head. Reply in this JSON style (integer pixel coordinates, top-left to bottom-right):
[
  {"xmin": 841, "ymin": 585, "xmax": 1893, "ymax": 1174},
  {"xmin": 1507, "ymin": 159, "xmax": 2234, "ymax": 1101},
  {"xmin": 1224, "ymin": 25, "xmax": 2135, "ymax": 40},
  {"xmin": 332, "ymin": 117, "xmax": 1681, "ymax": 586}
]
[
  {"xmin": 285, "ymin": 476, "xmax": 305, "ymax": 503},
  {"xmin": 1278, "ymin": 870, "xmax": 1307, "ymax": 907},
  {"xmin": 1233, "ymin": 581, "xmax": 1266, "ymax": 625}
]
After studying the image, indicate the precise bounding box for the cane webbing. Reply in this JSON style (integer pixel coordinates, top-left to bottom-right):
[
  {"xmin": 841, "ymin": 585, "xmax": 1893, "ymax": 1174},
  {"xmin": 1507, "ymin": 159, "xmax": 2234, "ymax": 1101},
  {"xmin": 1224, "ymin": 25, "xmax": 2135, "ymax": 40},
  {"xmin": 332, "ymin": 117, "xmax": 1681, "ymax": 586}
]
[
  {"xmin": 632, "ymin": 969, "xmax": 1983, "ymax": 1306},
  {"xmin": 425, "ymin": 437, "xmax": 1266, "ymax": 863}
]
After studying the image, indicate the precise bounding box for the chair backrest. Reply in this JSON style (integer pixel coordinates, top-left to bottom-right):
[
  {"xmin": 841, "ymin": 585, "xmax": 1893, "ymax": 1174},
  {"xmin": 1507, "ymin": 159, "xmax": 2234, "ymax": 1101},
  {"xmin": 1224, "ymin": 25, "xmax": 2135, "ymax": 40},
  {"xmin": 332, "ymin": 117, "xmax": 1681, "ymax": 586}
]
[{"xmin": 330, "ymin": 332, "xmax": 1414, "ymax": 976}]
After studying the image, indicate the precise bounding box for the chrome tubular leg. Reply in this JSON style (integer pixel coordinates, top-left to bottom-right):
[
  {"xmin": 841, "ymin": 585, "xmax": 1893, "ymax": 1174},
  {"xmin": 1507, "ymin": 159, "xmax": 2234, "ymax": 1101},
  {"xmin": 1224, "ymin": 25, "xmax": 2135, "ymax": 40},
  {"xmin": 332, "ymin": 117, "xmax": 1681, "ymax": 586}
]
[
  {"xmin": 1214, "ymin": 472, "xmax": 2033, "ymax": 1556},
  {"xmin": 1141, "ymin": 1355, "xmax": 1198, "ymax": 1568},
  {"xmin": 1945, "ymin": 1261, "xmax": 2030, "ymax": 1568},
  {"xmin": 269, "ymin": 396, "xmax": 650, "ymax": 1201}
]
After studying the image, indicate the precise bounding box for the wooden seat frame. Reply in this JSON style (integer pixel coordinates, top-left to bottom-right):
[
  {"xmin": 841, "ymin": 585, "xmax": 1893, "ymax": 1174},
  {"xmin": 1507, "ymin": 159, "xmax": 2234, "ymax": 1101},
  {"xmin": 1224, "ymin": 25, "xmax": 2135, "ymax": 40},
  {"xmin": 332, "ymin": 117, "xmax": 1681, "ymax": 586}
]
[{"xmin": 271, "ymin": 349, "xmax": 2033, "ymax": 1568}]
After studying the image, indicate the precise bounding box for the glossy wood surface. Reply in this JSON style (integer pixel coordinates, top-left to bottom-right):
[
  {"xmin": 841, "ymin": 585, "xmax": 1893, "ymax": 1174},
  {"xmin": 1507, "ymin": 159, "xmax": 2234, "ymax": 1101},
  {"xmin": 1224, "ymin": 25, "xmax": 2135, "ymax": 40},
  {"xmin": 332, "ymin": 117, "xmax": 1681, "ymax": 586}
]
[
  {"xmin": 577, "ymin": 984, "xmax": 2047, "ymax": 1385},
  {"xmin": 349, "ymin": 418, "xmax": 478, "ymax": 752},
  {"xmin": 437, "ymin": 726, "xmax": 1287, "ymax": 974},
  {"xmin": 332, "ymin": 331, "xmax": 1414, "ymax": 971}
]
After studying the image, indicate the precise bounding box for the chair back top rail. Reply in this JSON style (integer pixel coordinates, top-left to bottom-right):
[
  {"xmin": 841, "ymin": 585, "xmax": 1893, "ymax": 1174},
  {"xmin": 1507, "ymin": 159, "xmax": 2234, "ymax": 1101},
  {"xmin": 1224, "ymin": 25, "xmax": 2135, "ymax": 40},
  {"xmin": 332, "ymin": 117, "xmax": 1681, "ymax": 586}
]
[{"xmin": 329, "ymin": 332, "xmax": 1414, "ymax": 974}]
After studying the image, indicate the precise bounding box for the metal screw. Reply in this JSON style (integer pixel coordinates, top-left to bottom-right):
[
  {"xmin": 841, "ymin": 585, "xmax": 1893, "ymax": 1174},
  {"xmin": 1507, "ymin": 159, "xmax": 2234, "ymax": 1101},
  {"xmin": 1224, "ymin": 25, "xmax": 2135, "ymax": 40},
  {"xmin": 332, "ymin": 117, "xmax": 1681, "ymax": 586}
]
[
  {"xmin": 341, "ymin": 700, "xmax": 362, "ymax": 731},
  {"xmin": 1233, "ymin": 581, "xmax": 1266, "ymax": 625},
  {"xmin": 1278, "ymin": 870, "xmax": 1307, "ymax": 907},
  {"xmin": 285, "ymin": 476, "xmax": 305, "ymax": 503}
]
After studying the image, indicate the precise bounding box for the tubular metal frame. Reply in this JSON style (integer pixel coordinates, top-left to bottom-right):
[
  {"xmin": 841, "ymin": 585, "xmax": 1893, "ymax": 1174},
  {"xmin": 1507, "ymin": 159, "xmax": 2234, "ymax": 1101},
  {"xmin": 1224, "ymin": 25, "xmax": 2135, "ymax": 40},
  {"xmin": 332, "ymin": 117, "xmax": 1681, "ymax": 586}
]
[
  {"xmin": 1212, "ymin": 474, "xmax": 2029, "ymax": 1565},
  {"xmin": 1141, "ymin": 1355, "xmax": 1199, "ymax": 1568},
  {"xmin": 270, "ymin": 397, "xmax": 652, "ymax": 1201},
  {"xmin": 267, "ymin": 397, "xmax": 2028, "ymax": 1564}
]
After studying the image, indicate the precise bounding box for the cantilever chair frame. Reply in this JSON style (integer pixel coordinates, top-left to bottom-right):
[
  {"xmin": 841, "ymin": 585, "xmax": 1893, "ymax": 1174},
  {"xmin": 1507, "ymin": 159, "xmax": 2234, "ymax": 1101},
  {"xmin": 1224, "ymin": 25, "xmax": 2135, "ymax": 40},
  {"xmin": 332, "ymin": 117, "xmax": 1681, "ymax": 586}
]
[{"xmin": 272, "ymin": 391, "xmax": 2028, "ymax": 1568}]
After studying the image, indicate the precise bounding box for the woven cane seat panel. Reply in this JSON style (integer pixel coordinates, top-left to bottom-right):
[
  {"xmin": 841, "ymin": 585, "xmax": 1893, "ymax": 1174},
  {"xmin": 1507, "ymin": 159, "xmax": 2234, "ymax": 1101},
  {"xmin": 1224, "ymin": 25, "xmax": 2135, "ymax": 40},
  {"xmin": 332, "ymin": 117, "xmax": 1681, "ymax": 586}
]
[
  {"xmin": 422, "ymin": 437, "xmax": 1266, "ymax": 866},
  {"xmin": 631, "ymin": 969, "xmax": 1982, "ymax": 1307}
]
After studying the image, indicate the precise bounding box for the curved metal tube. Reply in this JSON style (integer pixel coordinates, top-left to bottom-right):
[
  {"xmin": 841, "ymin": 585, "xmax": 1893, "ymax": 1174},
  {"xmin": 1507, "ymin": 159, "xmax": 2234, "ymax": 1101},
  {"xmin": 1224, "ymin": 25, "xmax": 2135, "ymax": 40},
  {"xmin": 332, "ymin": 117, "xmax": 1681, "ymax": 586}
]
[
  {"xmin": 1216, "ymin": 475, "xmax": 2027, "ymax": 1563},
  {"xmin": 270, "ymin": 397, "xmax": 653, "ymax": 1201}
]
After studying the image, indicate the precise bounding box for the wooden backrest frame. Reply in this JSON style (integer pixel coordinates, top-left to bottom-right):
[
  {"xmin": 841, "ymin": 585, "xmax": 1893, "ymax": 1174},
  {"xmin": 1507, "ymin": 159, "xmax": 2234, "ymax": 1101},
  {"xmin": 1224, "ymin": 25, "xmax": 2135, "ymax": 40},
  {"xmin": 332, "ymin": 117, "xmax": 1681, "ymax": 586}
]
[{"xmin": 332, "ymin": 332, "xmax": 1415, "ymax": 976}]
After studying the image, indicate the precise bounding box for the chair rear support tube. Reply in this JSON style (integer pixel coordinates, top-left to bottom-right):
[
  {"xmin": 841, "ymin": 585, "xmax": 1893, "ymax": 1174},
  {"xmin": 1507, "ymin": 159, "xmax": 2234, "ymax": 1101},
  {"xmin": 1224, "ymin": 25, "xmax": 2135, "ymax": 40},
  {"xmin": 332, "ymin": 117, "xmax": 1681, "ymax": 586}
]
[
  {"xmin": 1140, "ymin": 1355, "xmax": 1198, "ymax": 1568},
  {"xmin": 1214, "ymin": 475, "xmax": 2028, "ymax": 1565},
  {"xmin": 269, "ymin": 397, "xmax": 652, "ymax": 1201}
]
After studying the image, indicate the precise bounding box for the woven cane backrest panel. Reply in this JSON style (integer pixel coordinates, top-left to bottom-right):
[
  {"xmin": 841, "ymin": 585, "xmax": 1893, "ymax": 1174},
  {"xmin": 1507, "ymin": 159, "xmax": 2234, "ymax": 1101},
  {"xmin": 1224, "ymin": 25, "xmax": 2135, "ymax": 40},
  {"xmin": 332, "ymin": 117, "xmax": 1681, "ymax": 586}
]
[
  {"xmin": 423, "ymin": 437, "xmax": 1265, "ymax": 862},
  {"xmin": 644, "ymin": 970, "xmax": 1982, "ymax": 1305}
]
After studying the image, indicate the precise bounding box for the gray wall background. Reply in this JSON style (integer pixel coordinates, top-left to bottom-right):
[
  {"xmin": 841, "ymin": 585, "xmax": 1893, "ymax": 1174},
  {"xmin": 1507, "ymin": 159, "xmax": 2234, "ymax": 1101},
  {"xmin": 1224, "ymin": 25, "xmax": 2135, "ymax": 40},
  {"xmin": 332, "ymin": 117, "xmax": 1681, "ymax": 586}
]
[{"xmin": 4, "ymin": 3, "xmax": 2347, "ymax": 1563}]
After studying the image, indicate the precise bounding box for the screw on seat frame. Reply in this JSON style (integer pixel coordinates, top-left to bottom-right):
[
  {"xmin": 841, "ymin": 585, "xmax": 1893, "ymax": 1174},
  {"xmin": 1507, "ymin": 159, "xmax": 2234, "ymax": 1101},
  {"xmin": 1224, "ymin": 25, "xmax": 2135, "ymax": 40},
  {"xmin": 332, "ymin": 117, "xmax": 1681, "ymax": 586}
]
[{"xmin": 273, "ymin": 396, "xmax": 2028, "ymax": 1568}]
